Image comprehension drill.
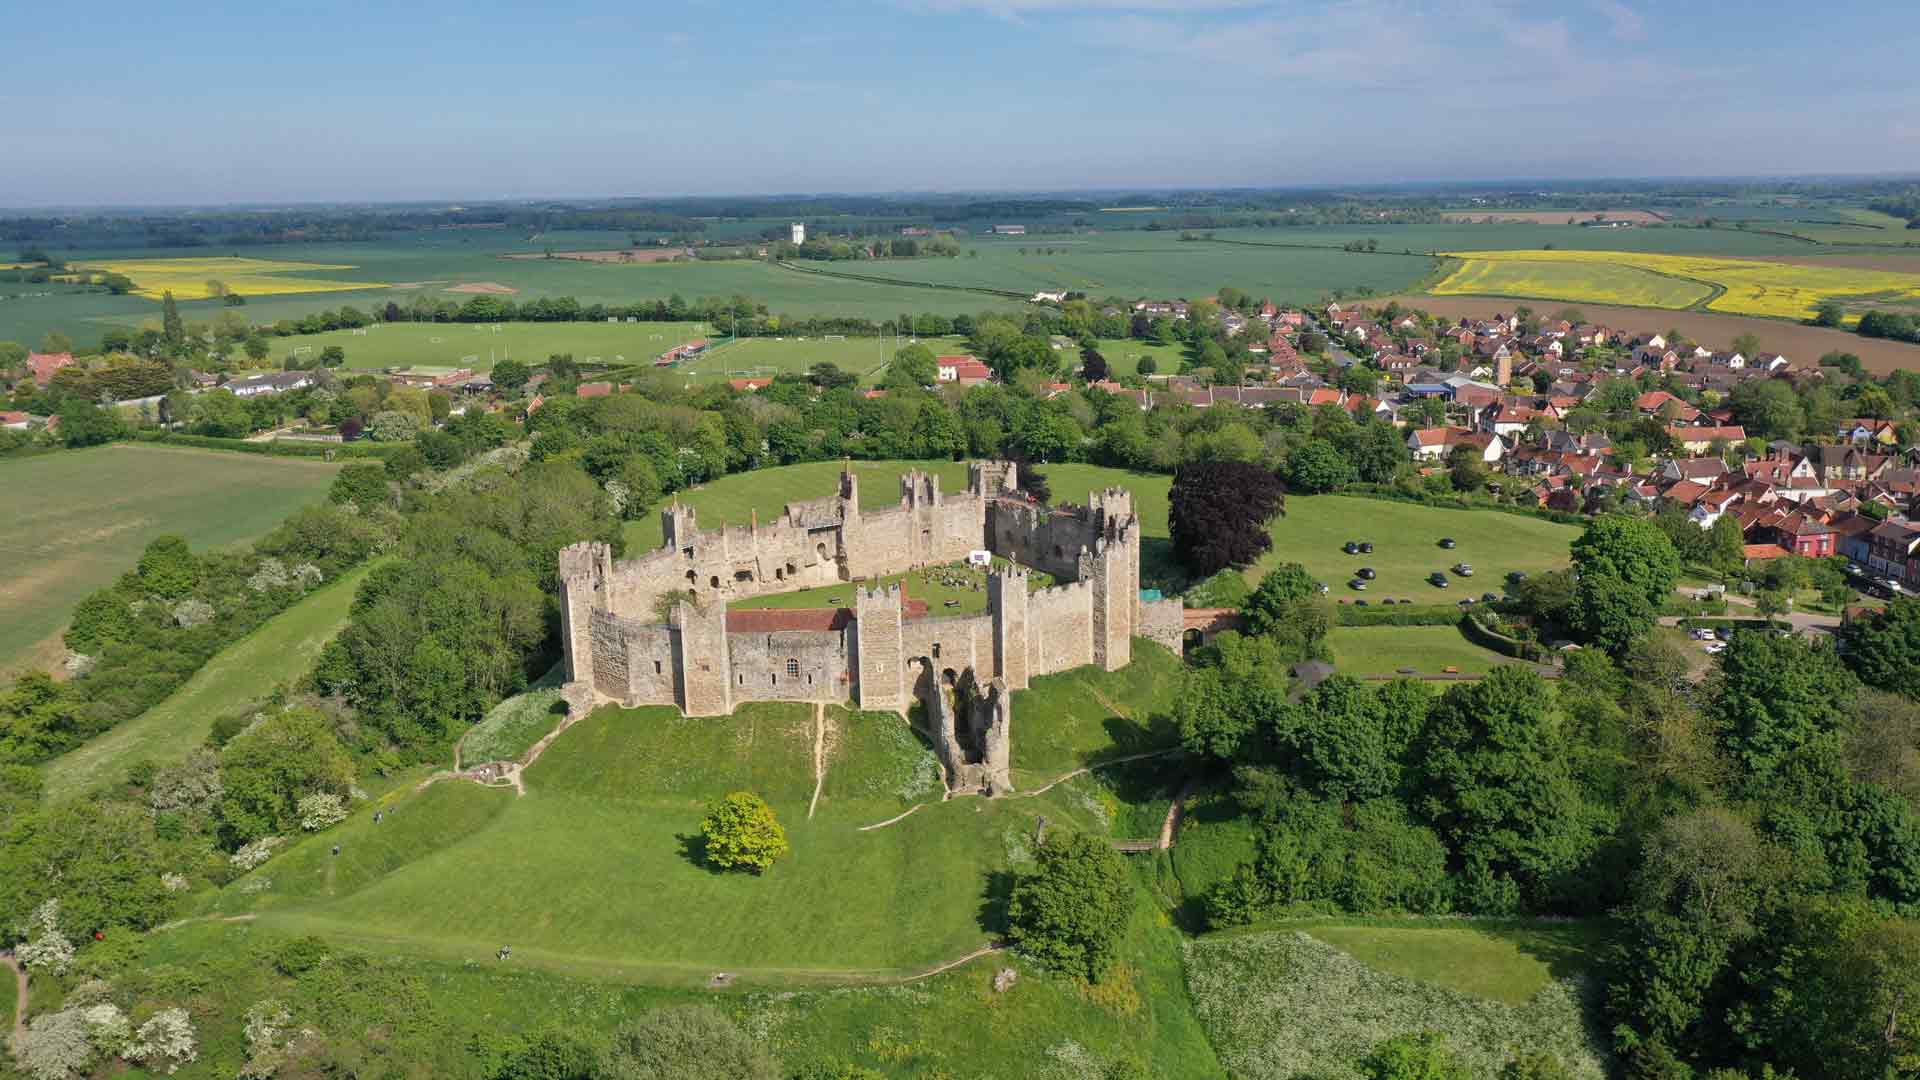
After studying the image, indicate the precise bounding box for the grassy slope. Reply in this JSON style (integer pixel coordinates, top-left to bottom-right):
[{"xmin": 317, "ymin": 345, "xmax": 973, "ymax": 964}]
[
  {"xmin": 0, "ymin": 444, "xmax": 341, "ymax": 675},
  {"xmin": 227, "ymin": 701, "xmax": 1107, "ymax": 980},
  {"xmin": 40, "ymin": 561, "xmax": 376, "ymax": 802},
  {"xmin": 1302, "ymin": 921, "xmax": 1607, "ymax": 1007},
  {"xmin": 1328, "ymin": 624, "xmax": 1512, "ymax": 677}
]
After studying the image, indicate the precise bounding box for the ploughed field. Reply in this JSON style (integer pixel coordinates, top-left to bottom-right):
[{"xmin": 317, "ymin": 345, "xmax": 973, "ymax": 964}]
[{"xmin": 0, "ymin": 444, "xmax": 340, "ymax": 675}]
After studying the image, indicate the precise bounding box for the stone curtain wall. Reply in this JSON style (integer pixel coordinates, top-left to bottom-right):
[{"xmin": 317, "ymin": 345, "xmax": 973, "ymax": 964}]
[{"xmin": 557, "ymin": 463, "xmax": 1148, "ymax": 717}]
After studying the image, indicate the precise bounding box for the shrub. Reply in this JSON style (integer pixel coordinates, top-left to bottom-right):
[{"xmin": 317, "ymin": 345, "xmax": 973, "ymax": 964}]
[
  {"xmin": 126, "ymin": 1008, "xmax": 198, "ymax": 1075},
  {"xmin": 1362, "ymin": 1030, "xmax": 1472, "ymax": 1080},
  {"xmin": 297, "ymin": 792, "xmax": 348, "ymax": 831},
  {"xmin": 698, "ymin": 791, "xmax": 790, "ymax": 873},
  {"xmin": 601, "ymin": 1005, "xmax": 778, "ymax": 1080}
]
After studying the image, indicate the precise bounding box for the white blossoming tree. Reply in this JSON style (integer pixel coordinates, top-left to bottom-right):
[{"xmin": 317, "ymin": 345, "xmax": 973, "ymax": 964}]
[
  {"xmin": 16, "ymin": 898, "xmax": 75, "ymax": 975},
  {"xmin": 296, "ymin": 792, "xmax": 347, "ymax": 831},
  {"xmin": 127, "ymin": 1008, "xmax": 199, "ymax": 1074},
  {"xmin": 240, "ymin": 999, "xmax": 294, "ymax": 1079},
  {"xmin": 229, "ymin": 835, "xmax": 285, "ymax": 870}
]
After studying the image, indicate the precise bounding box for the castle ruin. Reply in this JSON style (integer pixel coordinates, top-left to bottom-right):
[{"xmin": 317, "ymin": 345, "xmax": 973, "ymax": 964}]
[{"xmin": 556, "ymin": 461, "xmax": 1185, "ymax": 792}]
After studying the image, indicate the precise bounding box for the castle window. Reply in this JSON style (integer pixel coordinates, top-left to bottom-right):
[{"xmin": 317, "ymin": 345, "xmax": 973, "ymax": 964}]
[
  {"xmin": 738, "ymin": 674, "xmax": 745, "ymax": 685},
  {"xmin": 932, "ymin": 642, "xmax": 941, "ymax": 659},
  {"xmin": 774, "ymin": 567, "xmax": 784, "ymax": 581},
  {"xmin": 785, "ymin": 658, "xmax": 799, "ymax": 676},
  {"xmin": 771, "ymin": 674, "xmax": 777, "ymax": 686},
  {"xmin": 710, "ymin": 576, "xmax": 721, "ymax": 589},
  {"xmin": 816, "ymin": 542, "xmax": 828, "ymax": 559},
  {"xmin": 654, "ymin": 660, "xmax": 663, "ymax": 675},
  {"xmin": 686, "ymin": 570, "xmax": 696, "ymax": 584},
  {"xmin": 735, "ymin": 569, "xmax": 753, "ymax": 582}
]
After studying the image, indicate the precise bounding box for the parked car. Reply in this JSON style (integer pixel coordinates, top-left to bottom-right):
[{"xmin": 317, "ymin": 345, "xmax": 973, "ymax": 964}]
[
  {"xmin": 1506, "ymin": 570, "xmax": 1527, "ymax": 584},
  {"xmin": 1428, "ymin": 572, "xmax": 1449, "ymax": 588},
  {"xmin": 1355, "ymin": 599, "xmax": 1369, "ymax": 606},
  {"xmin": 1439, "ymin": 537, "xmax": 1457, "ymax": 549},
  {"xmin": 1315, "ymin": 582, "xmax": 1330, "ymax": 595},
  {"xmin": 1359, "ymin": 542, "xmax": 1374, "ymax": 553},
  {"xmin": 1703, "ymin": 641, "xmax": 1727, "ymax": 655},
  {"xmin": 1481, "ymin": 592, "xmax": 1499, "ymax": 603},
  {"xmin": 1689, "ymin": 628, "xmax": 1713, "ymax": 640},
  {"xmin": 1357, "ymin": 567, "xmax": 1376, "ymax": 580},
  {"xmin": 1348, "ymin": 579, "xmax": 1368, "ymax": 591},
  {"xmin": 1343, "ymin": 541, "xmax": 1361, "ymax": 555},
  {"xmin": 1452, "ymin": 563, "xmax": 1474, "ymax": 577}
]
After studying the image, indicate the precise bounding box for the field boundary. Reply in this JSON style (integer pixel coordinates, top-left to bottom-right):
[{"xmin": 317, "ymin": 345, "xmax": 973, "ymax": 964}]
[{"xmin": 773, "ymin": 260, "xmax": 1031, "ymax": 300}]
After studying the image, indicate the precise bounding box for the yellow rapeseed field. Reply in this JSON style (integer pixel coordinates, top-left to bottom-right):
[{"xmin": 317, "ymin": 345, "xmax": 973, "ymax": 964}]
[
  {"xmin": 1431, "ymin": 249, "xmax": 1920, "ymax": 319},
  {"xmin": 70, "ymin": 257, "xmax": 385, "ymax": 301}
]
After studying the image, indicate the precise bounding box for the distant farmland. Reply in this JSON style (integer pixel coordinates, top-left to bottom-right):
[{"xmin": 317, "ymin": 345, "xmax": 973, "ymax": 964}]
[
  {"xmin": 0, "ymin": 445, "xmax": 339, "ymax": 675},
  {"xmin": 1430, "ymin": 249, "xmax": 1920, "ymax": 319},
  {"xmin": 70, "ymin": 256, "xmax": 385, "ymax": 300},
  {"xmin": 1376, "ymin": 294, "xmax": 1920, "ymax": 374}
]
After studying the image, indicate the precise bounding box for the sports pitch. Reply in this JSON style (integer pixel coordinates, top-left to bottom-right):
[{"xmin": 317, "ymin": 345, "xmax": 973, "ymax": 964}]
[{"xmin": 290, "ymin": 320, "xmax": 714, "ymax": 372}]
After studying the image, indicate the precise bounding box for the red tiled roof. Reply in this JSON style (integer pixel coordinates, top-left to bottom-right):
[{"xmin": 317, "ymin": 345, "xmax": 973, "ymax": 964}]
[
  {"xmin": 729, "ymin": 378, "xmax": 773, "ymax": 391},
  {"xmin": 1743, "ymin": 543, "xmax": 1790, "ymax": 561},
  {"xmin": 725, "ymin": 608, "xmax": 852, "ymax": 633},
  {"xmin": 576, "ymin": 381, "xmax": 614, "ymax": 398},
  {"xmin": 27, "ymin": 352, "xmax": 75, "ymax": 384}
]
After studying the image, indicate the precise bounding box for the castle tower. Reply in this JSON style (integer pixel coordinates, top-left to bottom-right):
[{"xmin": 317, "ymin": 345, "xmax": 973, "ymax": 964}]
[
  {"xmin": 662, "ymin": 501, "xmax": 698, "ymax": 553},
  {"xmin": 673, "ymin": 598, "xmax": 732, "ymax": 717},
  {"xmin": 1086, "ymin": 523, "xmax": 1134, "ymax": 672},
  {"xmin": 968, "ymin": 459, "xmax": 1019, "ymax": 498},
  {"xmin": 853, "ymin": 585, "xmax": 906, "ymax": 711},
  {"xmin": 989, "ymin": 566, "xmax": 1030, "ymax": 690},
  {"xmin": 838, "ymin": 465, "xmax": 860, "ymax": 518},
  {"xmin": 557, "ymin": 542, "xmax": 611, "ymax": 687}
]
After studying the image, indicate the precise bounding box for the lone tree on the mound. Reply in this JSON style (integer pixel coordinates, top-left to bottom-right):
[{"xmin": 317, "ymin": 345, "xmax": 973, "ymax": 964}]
[
  {"xmin": 1168, "ymin": 460, "xmax": 1287, "ymax": 578},
  {"xmin": 1005, "ymin": 831, "xmax": 1134, "ymax": 982},
  {"xmin": 699, "ymin": 791, "xmax": 789, "ymax": 873}
]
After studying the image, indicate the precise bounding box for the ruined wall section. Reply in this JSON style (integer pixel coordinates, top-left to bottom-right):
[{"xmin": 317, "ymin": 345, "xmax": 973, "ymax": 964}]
[
  {"xmin": 726, "ymin": 629, "xmax": 849, "ymax": 703},
  {"xmin": 558, "ymin": 542, "xmax": 612, "ymax": 685},
  {"xmin": 899, "ymin": 612, "xmax": 992, "ymax": 680},
  {"xmin": 921, "ymin": 663, "xmax": 1013, "ymax": 795},
  {"xmin": 840, "ymin": 470, "xmax": 988, "ymax": 580}
]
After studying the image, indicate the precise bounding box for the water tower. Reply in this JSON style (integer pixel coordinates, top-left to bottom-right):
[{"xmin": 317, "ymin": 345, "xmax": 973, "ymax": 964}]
[{"xmin": 790, "ymin": 222, "xmax": 806, "ymax": 245}]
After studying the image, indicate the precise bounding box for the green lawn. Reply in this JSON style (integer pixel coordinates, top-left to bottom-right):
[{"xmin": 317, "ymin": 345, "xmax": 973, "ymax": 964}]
[
  {"xmin": 294, "ymin": 320, "xmax": 712, "ymax": 372},
  {"xmin": 1257, "ymin": 496, "xmax": 1578, "ymax": 601},
  {"xmin": 0, "ymin": 444, "xmax": 341, "ymax": 676},
  {"xmin": 40, "ymin": 560, "xmax": 378, "ymax": 802},
  {"xmin": 1300, "ymin": 920, "xmax": 1608, "ymax": 1007},
  {"xmin": 1328, "ymin": 625, "xmax": 1512, "ymax": 677},
  {"xmin": 673, "ymin": 333, "xmax": 972, "ymax": 385},
  {"xmin": 1007, "ymin": 640, "xmax": 1186, "ymax": 785}
]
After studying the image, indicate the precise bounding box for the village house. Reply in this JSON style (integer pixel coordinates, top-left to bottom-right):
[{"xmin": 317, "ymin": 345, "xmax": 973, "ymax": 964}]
[
  {"xmin": 937, "ymin": 355, "xmax": 995, "ymax": 386},
  {"xmin": 223, "ymin": 371, "xmax": 315, "ymax": 398},
  {"xmin": 26, "ymin": 351, "xmax": 75, "ymax": 385}
]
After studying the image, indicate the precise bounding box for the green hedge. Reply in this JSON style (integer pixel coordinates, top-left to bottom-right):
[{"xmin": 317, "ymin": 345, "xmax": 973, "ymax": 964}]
[
  {"xmin": 1462, "ymin": 609, "xmax": 1548, "ymax": 661},
  {"xmin": 1335, "ymin": 605, "xmax": 1466, "ymax": 627},
  {"xmin": 131, "ymin": 430, "xmax": 400, "ymax": 460}
]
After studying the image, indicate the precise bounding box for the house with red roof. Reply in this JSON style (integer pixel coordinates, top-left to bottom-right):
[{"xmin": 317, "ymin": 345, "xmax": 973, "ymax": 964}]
[
  {"xmin": 936, "ymin": 355, "xmax": 994, "ymax": 386},
  {"xmin": 728, "ymin": 377, "xmax": 773, "ymax": 392},
  {"xmin": 27, "ymin": 352, "xmax": 75, "ymax": 386}
]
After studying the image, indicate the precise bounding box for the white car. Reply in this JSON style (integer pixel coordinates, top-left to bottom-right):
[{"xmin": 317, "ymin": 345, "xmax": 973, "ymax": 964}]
[{"xmin": 1702, "ymin": 640, "xmax": 1727, "ymax": 655}]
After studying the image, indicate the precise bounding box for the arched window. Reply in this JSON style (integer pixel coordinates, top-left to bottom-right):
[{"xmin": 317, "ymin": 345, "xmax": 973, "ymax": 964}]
[
  {"xmin": 785, "ymin": 658, "xmax": 799, "ymax": 676},
  {"xmin": 710, "ymin": 576, "xmax": 721, "ymax": 589},
  {"xmin": 816, "ymin": 542, "xmax": 828, "ymax": 559},
  {"xmin": 685, "ymin": 570, "xmax": 696, "ymax": 584},
  {"xmin": 774, "ymin": 567, "xmax": 784, "ymax": 581},
  {"xmin": 932, "ymin": 642, "xmax": 942, "ymax": 659}
]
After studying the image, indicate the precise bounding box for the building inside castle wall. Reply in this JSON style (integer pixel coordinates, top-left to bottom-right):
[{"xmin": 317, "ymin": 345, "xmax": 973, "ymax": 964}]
[{"xmin": 726, "ymin": 629, "xmax": 849, "ymax": 703}]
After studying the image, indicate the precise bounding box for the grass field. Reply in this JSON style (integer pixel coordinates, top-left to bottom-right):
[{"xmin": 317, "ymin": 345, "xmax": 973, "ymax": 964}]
[
  {"xmin": 1327, "ymin": 625, "xmax": 1512, "ymax": 677},
  {"xmin": 208, "ymin": 696, "xmax": 1129, "ymax": 979},
  {"xmin": 292, "ymin": 320, "xmax": 714, "ymax": 372},
  {"xmin": 1254, "ymin": 495, "xmax": 1578, "ymax": 600},
  {"xmin": 1187, "ymin": 927, "xmax": 1609, "ymax": 1079},
  {"xmin": 672, "ymin": 332, "xmax": 947, "ymax": 385},
  {"xmin": 39, "ymin": 561, "xmax": 378, "ymax": 802},
  {"xmin": 0, "ymin": 444, "xmax": 341, "ymax": 676},
  {"xmin": 70, "ymin": 256, "xmax": 385, "ymax": 300},
  {"xmin": 1432, "ymin": 248, "xmax": 1920, "ymax": 319}
]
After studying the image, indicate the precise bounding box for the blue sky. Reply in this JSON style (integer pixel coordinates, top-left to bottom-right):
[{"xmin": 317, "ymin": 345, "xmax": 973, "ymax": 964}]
[{"xmin": 4, "ymin": 0, "xmax": 1917, "ymax": 206}]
